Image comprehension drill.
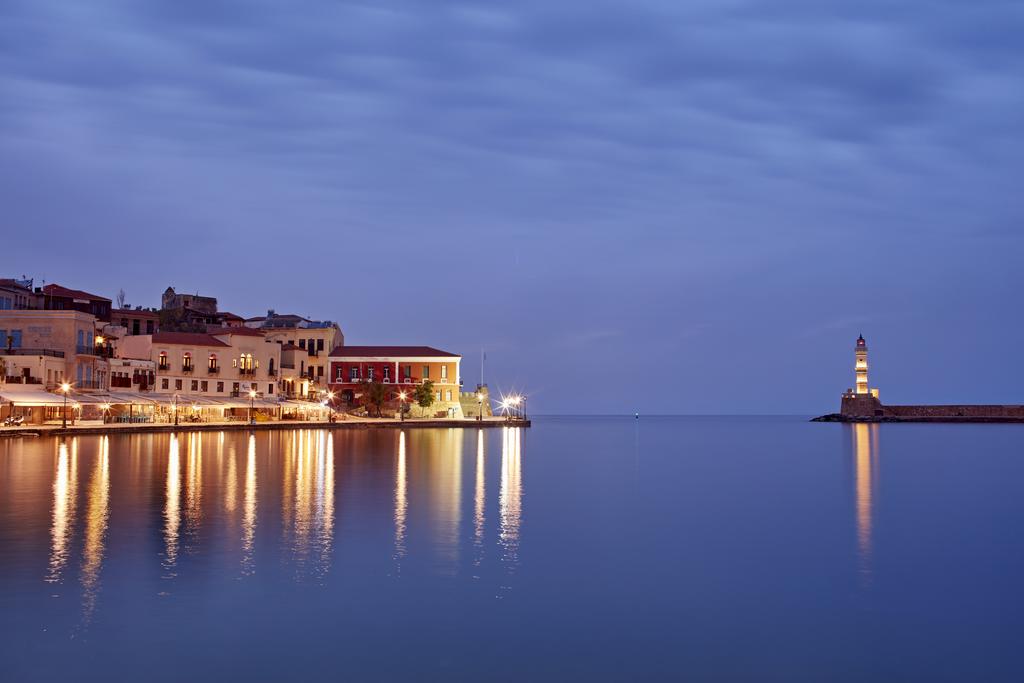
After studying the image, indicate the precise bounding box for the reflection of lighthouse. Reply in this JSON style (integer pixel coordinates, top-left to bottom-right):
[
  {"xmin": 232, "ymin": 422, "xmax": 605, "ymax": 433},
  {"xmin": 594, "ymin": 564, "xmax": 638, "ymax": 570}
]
[{"xmin": 851, "ymin": 423, "xmax": 878, "ymax": 584}]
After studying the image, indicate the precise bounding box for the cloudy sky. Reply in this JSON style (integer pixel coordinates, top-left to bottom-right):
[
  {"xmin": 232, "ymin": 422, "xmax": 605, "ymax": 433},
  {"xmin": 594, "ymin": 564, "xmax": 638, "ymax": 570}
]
[{"xmin": 2, "ymin": 0, "xmax": 1022, "ymax": 413}]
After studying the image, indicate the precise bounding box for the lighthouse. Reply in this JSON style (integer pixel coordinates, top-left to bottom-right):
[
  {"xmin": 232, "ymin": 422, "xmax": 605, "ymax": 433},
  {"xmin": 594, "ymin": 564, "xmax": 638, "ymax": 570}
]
[{"xmin": 855, "ymin": 335, "xmax": 869, "ymax": 395}]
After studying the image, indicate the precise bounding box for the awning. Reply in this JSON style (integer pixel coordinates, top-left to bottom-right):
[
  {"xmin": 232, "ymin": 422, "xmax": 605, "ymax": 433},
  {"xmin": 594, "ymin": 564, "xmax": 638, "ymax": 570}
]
[
  {"xmin": 106, "ymin": 391, "xmax": 159, "ymax": 405},
  {"xmin": 0, "ymin": 386, "xmax": 66, "ymax": 407}
]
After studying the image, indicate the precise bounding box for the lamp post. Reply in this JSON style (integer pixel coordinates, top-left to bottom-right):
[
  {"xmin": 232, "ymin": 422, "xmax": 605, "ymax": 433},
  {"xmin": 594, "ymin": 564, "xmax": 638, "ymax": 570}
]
[
  {"xmin": 101, "ymin": 403, "xmax": 111, "ymax": 424},
  {"xmin": 60, "ymin": 382, "xmax": 71, "ymax": 429},
  {"xmin": 398, "ymin": 391, "xmax": 406, "ymax": 421},
  {"xmin": 326, "ymin": 391, "xmax": 335, "ymax": 423},
  {"xmin": 173, "ymin": 393, "xmax": 179, "ymax": 426},
  {"xmin": 476, "ymin": 392, "xmax": 483, "ymax": 422},
  {"xmin": 249, "ymin": 389, "xmax": 257, "ymax": 425}
]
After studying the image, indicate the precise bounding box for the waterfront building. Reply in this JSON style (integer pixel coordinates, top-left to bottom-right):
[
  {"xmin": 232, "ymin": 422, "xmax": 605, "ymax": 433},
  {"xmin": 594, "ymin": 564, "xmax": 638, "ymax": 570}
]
[
  {"xmin": 326, "ymin": 346, "xmax": 463, "ymax": 417},
  {"xmin": 39, "ymin": 283, "xmax": 112, "ymax": 322},
  {"xmin": 0, "ymin": 309, "xmax": 109, "ymax": 390},
  {"xmin": 159, "ymin": 286, "xmax": 242, "ymax": 332},
  {"xmin": 0, "ymin": 278, "xmax": 37, "ymax": 311},
  {"xmin": 113, "ymin": 307, "xmax": 161, "ymax": 336},
  {"xmin": 245, "ymin": 310, "xmax": 344, "ymax": 400}
]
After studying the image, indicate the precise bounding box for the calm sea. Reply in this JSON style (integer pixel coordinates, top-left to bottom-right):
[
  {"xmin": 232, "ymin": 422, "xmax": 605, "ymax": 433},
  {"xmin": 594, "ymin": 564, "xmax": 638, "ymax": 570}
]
[{"xmin": 1, "ymin": 417, "xmax": 1023, "ymax": 681}]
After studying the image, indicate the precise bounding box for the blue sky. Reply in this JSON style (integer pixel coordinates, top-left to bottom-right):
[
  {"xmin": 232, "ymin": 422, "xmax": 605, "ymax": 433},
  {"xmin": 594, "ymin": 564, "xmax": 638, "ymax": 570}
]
[{"xmin": 2, "ymin": 1, "xmax": 1022, "ymax": 413}]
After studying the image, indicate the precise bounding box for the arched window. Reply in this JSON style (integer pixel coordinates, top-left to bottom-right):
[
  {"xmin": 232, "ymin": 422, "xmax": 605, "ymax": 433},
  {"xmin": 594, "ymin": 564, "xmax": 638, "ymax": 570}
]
[
  {"xmin": 208, "ymin": 354, "xmax": 218, "ymax": 371},
  {"xmin": 158, "ymin": 352, "xmax": 168, "ymax": 370},
  {"xmin": 182, "ymin": 352, "xmax": 192, "ymax": 370}
]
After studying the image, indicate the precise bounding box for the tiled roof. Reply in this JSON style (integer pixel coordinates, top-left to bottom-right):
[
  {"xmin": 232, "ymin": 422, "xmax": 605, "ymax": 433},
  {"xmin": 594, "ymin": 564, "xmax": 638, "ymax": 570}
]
[
  {"xmin": 42, "ymin": 283, "xmax": 110, "ymax": 302},
  {"xmin": 152, "ymin": 332, "xmax": 230, "ymax": 347},
  {"xmin": 219, "ymin": 311, "xmax": 245, "ymax": 321},
  {"xmin": 209, "ymin": 326, "xmax": 265, "ymax": 337},
  {"xmin": 328, "ymin": 345, "xmax": 459, "ymax": 358}
]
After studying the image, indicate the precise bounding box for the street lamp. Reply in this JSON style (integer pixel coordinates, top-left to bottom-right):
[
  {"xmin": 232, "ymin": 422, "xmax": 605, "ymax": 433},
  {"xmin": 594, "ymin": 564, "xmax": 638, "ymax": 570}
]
[
  {"xmin": 173, "ymin": 393, "xmax": 179, "ymax": 426},
  {"xmin": 398, "ymin": 391, "xmax": 407, "ymax": 421},
  {"xmin": 249, "ymin": 389, "xmax": 257, "ymax": 425},
  {"xmin": 476, "ymin": 392, "xmax": 483, "ymax": 422},
  {"xmin": 326, "ymin": 391, "xmax": 335, "ymax": 423},
  {"xmin": 101, "ymin": 402, "xmax": 111, "ymax": 424},
  {"xmin": 60, "ymin": 382, "xmax": 71, "ymax": 429}
]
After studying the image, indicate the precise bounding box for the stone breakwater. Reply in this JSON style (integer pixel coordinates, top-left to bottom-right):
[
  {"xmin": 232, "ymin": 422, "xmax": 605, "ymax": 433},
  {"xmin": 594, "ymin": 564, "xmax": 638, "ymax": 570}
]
[{"xmin": 813, "ymin": 393, "xmax": 1024, "ymax": 423}]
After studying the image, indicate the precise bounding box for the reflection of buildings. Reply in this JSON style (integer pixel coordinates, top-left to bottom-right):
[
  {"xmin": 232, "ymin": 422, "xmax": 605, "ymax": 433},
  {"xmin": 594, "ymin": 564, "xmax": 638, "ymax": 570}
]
[
  {"xmin": 241, "ymin": 434, "xmax": 257, "ymax": 575},
  {"xmin": 47, "ymin": 439, "xmax": 78, "ymax": 584},
  {"xmin": 81, "ymin": 436, "xmax": 110, "ymax": 622},
  {"xmin": 283, "ymin": 430, "xmax": 335, "ymax": 580},
  {"xmin": 499, "ymin": 427, "xmax": 523, "ymax": 586},
  {"xmin": 394, "ymin": 431, "xmax": 407, "ymax": 564},
  {"xmin": 163, "ymin": 435, "xmax": 180, "ymax": 577},
  {"xmin": 851, "ymin": 423, "xmax": 878, "ymax": 582},
  {"xmin": 473, "ymin": 429, "xmax": 486, "ymax": 569}
]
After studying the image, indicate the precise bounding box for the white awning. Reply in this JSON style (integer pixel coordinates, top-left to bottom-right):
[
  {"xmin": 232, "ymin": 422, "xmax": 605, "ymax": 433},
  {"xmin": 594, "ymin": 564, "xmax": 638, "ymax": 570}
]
[{"xmin": 0, "ymin": 386, "xmax": 66, "ymax": 407}]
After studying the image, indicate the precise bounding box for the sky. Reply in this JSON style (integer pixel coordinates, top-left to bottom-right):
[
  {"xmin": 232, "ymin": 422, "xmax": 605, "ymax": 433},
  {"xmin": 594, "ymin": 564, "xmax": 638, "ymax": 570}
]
[{"xmin": 1, "ymin": 0, "xmax": 1022, "ymax": 414}]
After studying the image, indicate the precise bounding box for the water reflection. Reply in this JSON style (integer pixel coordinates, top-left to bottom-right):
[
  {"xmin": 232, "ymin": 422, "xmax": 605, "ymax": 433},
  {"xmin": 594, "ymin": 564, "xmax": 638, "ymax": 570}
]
[
  {"xmin": 47, "ymin": 439, "xmax": 77, "ymax": 585},
  {"xmin": 498, "ymin": 427, "xmax": 523, "ymax": 594},
  {"xmin": 285, "ymin": 430, "xmax": 335, "ymax": 581},
  {"xmin": 185, "ymin": 435, "xmax": 203, "ymax": 552},
  {"xmin": 851, "ymin": 423, "xmax": 879, "ymax": 583},
  {"xmin": 81, "ymin": 436, "xmax": 110, "ymax": 622},
  {"xmin": 394, "ymin": 431, "xmax": 407, "ymax": 567},
  {"xmin": 241, "ymin": 434, "xmax": 257, "ymax": 575},
  {"xmin": 473, "ymin": 429, "xmax": 486, "ymax": 570},
  {"xmin": 163, "ymin": 435, "xmax": 181, "ymax": 578}
]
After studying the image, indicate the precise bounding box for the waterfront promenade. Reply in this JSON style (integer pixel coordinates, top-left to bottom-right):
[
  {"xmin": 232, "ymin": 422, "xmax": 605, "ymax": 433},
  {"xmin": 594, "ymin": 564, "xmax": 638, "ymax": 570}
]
[{"xmin": 0, "ymin": 415, "xmax": 527, "ymax": 438}]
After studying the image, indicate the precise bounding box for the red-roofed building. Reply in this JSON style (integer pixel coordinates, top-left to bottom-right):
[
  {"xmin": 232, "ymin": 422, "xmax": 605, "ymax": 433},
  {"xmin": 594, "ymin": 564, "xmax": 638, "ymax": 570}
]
[
  {"xmin": 327, "ymin": 346, "xmax": 462, "ymax": 417},
  {"xmin": 40, "ymin": 283, "xmax": 111, "ymax": 321}
]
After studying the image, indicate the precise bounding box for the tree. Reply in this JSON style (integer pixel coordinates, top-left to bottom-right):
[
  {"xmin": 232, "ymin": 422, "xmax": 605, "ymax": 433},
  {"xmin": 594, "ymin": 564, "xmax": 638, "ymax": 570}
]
[
  {"xmin": 364, "ymin": 381, "xmax": 387, "ymax": 418},
  {"xmin": 413, "ymin": 380, "xmax": 435, "ymax": 417},
  {"xmin": 116, "ymin": 288, "xmax": 126, "ymax": 309}
]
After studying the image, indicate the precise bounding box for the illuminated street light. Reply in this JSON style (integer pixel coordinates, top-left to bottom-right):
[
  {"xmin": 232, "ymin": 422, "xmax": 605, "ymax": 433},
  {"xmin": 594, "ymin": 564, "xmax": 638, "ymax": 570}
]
[
  {"xmin": 398, "ymin": 391, "xmax": 407, "ymax": 421},
  {"xmin": 248, "ymin": 389, "xmax": 257, "ymax": 425},
  {"xmin": 326, "ymin": 391, "xmax": 336, "ymax": 423},
  {"xmin": 60, "ymin": 382, "xmax": 71, "ymax": 429},
  {"xmin": 476, "ymin": 392, "xmax": 483, "ymax": 422}
]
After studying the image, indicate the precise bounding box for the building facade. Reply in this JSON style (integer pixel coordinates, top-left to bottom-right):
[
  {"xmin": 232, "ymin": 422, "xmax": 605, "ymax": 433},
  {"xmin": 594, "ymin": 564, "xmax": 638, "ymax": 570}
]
[
  {"xmin": 0, "ymin": 278, "xmax": 37, "ymax": 311},
  {"xmin": 245, "ymin": 310, "xmax": 344, "ymax": 400},
  {"xmin": 39, "ymin": 284, "xmax": 112, "ymax": 322},
  {"xmin": 0, "ymin": 309, "xmax": 108, "ymax": 390},
  {"xmin": 114, "ymin": 307, "xmax": 161, "ymax": 336},
  {"xmin": 326, "ymin": 346, "xmax": 462, "ymax": 417}
]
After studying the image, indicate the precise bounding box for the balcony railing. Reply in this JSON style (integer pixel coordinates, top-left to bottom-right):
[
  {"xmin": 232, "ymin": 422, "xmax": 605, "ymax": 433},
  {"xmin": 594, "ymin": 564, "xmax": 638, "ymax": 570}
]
[
  {"xmin": 268, "ymin": 368, "xmax": 277, "ymax": 377},
  {"xmin": 207, "ymin": 366, "xmax": 219, "ymax": 374},
  {"xmin": 280, "ymin": 363, "xmax": 295, "ymax": 370},
  {"xmin": 238, "ymin": 368, "xmax": 255, "ymax": 375},
  {"xmin": 0, "ymin": 348, "xmax": 65, "ymax": 358},
  {"xmin": 2, "ymin": 375, "xmax": 43, "ymax": 385},
  {"xmin": 76, "ymin": 344, "xmax": 100, "ymax": 356},
  {"xmin": 182, "ymin": 365, "xmax": 194, "ymax": 374},
  {"xmin": 158, "ymin": 363, "xmax": 170, "ymax": 371}
]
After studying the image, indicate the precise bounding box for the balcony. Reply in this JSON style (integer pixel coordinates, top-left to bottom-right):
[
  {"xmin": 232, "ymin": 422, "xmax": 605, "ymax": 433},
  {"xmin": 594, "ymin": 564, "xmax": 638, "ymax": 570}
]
[
  {"xmin": 158, "ymin": 363, "xmax": 170, "ymax": 372},
  {"xmin": 268, "ymin": 368, "xmax": 277, "ymax": 377},
  {"xmin": 280, "ymin": 363, "xmax": 295, "ymax": 370},
  {"xmin": 238, "ymin": 367, "xmax": 255, "ymax": 376},
  {"xmin": 76, "ymin": 344, "xmax": 100, "ymax": 356},
  {"xmin": 0, "ymin": 348, "xmax": 65, "ymax": 358},
  {"xmin": 207, "ymin": 366, "xmax": 219, "ymax": 374},
  {"xmin": 182, "ymin": 365, "xmax": 194, "ymax": 374},
  {"xmin": 2, "ymin": 375, "xmax": 43, "ymax": 385}
]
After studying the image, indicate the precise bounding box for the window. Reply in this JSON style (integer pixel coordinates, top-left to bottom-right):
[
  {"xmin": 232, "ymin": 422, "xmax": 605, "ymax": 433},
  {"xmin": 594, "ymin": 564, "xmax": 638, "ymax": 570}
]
[
  {"xmin": 299, "ymin": 339, "xmax": 306, "ymax": 349},
  {"xmin": 191, "ymin": 380, "xmax": 198, "ymax": 391},
  {"xmin": 404, "ymin": 365, "xmax": 411, "ymax": 379},
  {"xmin": 336, "ymin": 367, "xmax": 344, "ymax": 381},
  {"xmin": 445, "ymin": 390, "xmax": 452, "ymax": 401},
  {"xmin": 175, "ymin": 379, "xmax": 183, "ymax": 390},
  {"xmin": 201, "ymin": 381, "xmax": 208, "ymax": 392},
  {"xmin": 383, "ymin": 366, "xmax": 390, "ymax": 380},
  {"xmin": 232, "ymin": 382, "xmax": 240, "ymax": 393},
  {"xmin": 9, "ymin": 329, "xmax": 22, "ymax": 348},
  {"xmin": 209, "ymin": 354, "xmax": 218, "ymax": 370},
  {"xmin": 441, "ymin": 365, "xmax": 448, "ymax": 380},
  {"xmin": 217, "ymin": 381, "xmax": 224, "ymax": 393},
  {"xmin": 436, "ymin": 391, "xmax": 441, "ymax": 401},
  {"xmin": 350, "ymin": 367, "xmax": 358, "ymax": 381},
  {"xmin": 268, "ymin": 384, "xmax": 274, "ymax": 394},
  {"xmin": 423, "ymin": 365, "xmax": 429, "ymax": 379},
  {"xmin": 146, "ymin": 320, "xmax": 154, "ymax": 334},
  {"xmin": 368, "ymin": 367, "xmax": 375, "ymax": 381},
  {"xmin": 159, "ymin": 352, "xmax": 168, "ymax": 369},
  {"xmin": 183, "ymin": 353, "xmax": 192, "ymax": 370},
  {"xmin": 132, "ymin": 320, "xmax": 140, "ymax": 335},
  {"xmin": 162, "ymin": 378, "xmax": 169, "ymax": 390},
  {"xmin": 317, "ymin": 365, "xmax": 323, "ymax": 377},
  {"xmin": 317, "ymin": 339, "xmax": 324, "ymax": 351}
]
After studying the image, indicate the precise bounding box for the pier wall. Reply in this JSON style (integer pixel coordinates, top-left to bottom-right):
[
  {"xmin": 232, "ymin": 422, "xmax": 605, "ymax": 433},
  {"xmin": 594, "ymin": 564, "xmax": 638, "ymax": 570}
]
[{"xmin": 838, "ymin": 394, "xmax": 1024, "ymax": 422}]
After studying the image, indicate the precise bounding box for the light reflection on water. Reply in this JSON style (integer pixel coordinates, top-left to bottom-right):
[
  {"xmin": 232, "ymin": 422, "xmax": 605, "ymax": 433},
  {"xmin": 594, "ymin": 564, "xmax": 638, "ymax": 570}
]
[{"xmin": 5, "ymin": 419, "xmax": 1024, "ymax": 680}]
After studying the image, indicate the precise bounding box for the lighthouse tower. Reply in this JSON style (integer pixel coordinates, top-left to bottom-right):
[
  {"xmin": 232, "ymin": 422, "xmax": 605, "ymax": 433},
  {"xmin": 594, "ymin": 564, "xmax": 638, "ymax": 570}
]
[{"xmin": 855, "ymin": 335, "xmax": 869, "ymax": 395}]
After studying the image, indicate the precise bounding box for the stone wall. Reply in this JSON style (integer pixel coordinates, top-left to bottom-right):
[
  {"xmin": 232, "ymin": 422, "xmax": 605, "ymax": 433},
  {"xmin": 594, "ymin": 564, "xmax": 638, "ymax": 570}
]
[{"xmin": 839, "ymin": 393, "xmax": 1024, "ymax": 421}]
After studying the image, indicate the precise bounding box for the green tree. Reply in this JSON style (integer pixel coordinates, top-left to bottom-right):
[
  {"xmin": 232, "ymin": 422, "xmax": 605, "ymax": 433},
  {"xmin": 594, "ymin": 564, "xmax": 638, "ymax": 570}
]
[
  {"xmin": 364, "ymin": 381, "xmax": 387, "ymax": 418},
  {"xmin": 413, "ymin": 380, "xmax": 435, "ymax": 417}
]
